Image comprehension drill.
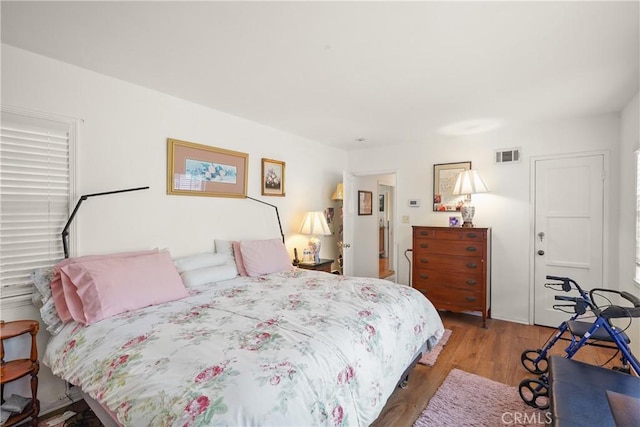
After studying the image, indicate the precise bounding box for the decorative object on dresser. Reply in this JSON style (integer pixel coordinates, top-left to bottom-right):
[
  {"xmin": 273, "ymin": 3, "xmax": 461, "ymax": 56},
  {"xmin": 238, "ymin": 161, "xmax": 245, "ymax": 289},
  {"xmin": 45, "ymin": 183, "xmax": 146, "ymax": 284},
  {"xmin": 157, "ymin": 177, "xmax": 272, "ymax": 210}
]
[
  {"xmin": 261, "ymin": 158, "xmax": 285, "ymax": 197},
  {"xmin": 433, "ymin": 161, "xmax": 471, "ymax": 212},
  {"xmin": 0, "ymin": 320, "xmax": 39, "ymax": 427},
  {"xmin": 167, "ymin": 138, "xmax": 248, "ymax": 198},
  {"xmin": 297, "ymin": 258, "xmax": 334, "ymax": 273},
  {"xmin": 299, "ymin": 211, "xmax": 332, "ymax": 264},
  {"xmin": 412, "ymin": 226, "xmax": 491, "ymax": 327},
  {"xmin": 451, "ymin": 170, "xmax": 490, "ymax": 228}
]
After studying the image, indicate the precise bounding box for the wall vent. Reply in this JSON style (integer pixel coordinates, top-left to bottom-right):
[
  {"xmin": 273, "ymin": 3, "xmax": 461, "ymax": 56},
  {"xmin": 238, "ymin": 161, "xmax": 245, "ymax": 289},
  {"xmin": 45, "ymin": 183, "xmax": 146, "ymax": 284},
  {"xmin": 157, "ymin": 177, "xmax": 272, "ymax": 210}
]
[{"xmin": 495, "ymin": 148, "xmax": 521, "ymax": 164}]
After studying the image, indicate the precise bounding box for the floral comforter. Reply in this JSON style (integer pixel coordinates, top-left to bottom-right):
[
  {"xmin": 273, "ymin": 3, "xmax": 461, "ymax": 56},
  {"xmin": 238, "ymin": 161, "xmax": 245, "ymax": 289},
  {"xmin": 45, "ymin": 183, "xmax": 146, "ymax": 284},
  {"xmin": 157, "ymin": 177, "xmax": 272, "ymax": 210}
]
[{"xmin": 44, "ymin": 270, "xmax": 444, "ymax": 426}]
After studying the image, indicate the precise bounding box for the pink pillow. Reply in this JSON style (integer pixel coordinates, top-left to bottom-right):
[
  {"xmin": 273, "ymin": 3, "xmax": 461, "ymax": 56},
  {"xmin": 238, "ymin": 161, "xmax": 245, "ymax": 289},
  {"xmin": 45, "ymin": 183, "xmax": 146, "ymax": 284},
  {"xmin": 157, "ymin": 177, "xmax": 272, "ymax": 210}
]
[
  {"xmin": 53, "ymin": 249, "xmax": 159, "ymax": 324},
  {"xmin": 61, "ymin": 251, "xmax": 188, "ymax": 325},
  {"xmin": 232, "ymin": 241, "xmax": 248, "ymax": 276},
  {"xmin": 239, "ymin": 239, "xmax": 292, "ymax": 277},
  {"xmin": 50, "ymin": 272, "xmax": 73, "ymax": 323}
]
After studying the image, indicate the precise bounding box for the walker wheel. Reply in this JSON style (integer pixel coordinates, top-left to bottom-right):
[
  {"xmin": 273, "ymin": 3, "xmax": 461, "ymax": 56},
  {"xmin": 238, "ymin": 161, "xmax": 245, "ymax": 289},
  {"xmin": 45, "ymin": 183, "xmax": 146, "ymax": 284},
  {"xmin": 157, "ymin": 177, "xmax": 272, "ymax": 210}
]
[
  {"xmin": 521, "ymin": 349, "xmax": 548, "ymax": 374},
  {"xmin": 519, "ymin": 378, "xmax": 549, "ymax": 410}
]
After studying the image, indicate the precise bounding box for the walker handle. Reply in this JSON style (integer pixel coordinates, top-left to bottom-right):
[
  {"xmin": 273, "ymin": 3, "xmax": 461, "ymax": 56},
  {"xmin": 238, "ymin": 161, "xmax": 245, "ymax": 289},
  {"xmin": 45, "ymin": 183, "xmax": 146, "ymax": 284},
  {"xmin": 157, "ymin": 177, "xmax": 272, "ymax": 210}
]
[
  {"xmin": 546, "ymin": 275, "xmax": 572, "ymax": 292},
  {"xmin": 554, "ymin": 295, "xmax": 588, "ymax": 315}
]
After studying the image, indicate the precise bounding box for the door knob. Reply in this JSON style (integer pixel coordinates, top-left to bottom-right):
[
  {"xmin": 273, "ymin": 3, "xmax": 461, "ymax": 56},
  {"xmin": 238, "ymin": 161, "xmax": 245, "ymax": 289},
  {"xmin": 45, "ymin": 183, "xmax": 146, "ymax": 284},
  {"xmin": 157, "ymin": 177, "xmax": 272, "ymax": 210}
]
[{"xmin": 537, "ymin": 250, "xmax": 545, "ymax": 255}]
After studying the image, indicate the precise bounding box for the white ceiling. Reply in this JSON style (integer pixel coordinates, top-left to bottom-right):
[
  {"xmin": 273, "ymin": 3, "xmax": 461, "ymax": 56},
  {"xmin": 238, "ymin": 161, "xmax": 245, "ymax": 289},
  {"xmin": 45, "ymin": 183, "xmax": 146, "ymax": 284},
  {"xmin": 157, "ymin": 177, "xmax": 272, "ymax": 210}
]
[{"xmin": 2, "ymin": 1, "xmax": 639, "ymax": 150}]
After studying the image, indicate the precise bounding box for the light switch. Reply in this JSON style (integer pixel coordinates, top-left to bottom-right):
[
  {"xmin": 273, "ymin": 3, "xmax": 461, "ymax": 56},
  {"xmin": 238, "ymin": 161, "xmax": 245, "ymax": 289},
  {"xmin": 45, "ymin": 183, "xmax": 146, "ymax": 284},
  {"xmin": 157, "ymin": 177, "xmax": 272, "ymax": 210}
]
[{"xmin": 402, "ymin": 215, "xmax": 410, "ymax": 223}]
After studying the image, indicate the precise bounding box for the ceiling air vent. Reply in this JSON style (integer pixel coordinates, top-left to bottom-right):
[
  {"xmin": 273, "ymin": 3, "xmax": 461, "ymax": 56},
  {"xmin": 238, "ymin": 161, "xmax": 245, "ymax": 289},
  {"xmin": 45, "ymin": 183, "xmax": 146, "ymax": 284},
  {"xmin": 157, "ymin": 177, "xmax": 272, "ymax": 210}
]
[{"xmin": 495, "ymin": 148, "xmax": 521, "ymax": 164}]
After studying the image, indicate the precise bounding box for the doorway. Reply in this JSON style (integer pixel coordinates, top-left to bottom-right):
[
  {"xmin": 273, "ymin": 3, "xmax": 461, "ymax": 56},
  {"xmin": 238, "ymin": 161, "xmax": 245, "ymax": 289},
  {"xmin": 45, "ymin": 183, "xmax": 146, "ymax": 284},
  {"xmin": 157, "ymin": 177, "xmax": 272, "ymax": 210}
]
[
  {"xmin": 342, "ymin": 171, "xmax": 397, "ymax": 280},
  {"xmin": 532, "ymin": 152, "xmax": 606, "ymax": 327},
  {"xmin": 378, "ymin": 183, "xmax": 395, "ymax": 279}
]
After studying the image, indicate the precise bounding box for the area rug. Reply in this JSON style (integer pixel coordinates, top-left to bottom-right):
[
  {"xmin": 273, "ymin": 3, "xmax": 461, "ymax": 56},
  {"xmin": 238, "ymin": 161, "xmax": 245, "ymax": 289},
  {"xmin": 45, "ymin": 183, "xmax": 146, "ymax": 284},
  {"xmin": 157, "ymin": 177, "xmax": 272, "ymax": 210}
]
[
  {"xmin": 413, "ymin": 369, "xmax": 548, "ymax": 427},
  {"xmin": 418, "ymin": 329, "xmax": 452, "ymax": 366}
]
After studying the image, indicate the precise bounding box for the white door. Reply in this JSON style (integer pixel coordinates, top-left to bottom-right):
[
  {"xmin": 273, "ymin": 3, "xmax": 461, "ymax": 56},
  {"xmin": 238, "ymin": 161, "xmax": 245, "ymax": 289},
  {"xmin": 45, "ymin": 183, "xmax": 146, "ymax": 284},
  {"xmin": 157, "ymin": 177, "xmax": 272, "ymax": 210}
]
[
  {"xmin": 533, "ymin": 154, "xmax": 605, "ymax": 327},
  {"xmin": 342, "ymin": 171, "xmax": 356, "ymax": 276}
]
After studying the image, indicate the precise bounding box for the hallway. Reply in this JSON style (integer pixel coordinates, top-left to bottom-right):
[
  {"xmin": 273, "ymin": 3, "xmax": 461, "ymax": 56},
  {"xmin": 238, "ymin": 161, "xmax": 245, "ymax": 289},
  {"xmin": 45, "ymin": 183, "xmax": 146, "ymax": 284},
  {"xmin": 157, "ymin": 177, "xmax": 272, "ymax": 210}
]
[{"xmin": 379, "ymin": 256, "xmax": 394, "ymax": 279}]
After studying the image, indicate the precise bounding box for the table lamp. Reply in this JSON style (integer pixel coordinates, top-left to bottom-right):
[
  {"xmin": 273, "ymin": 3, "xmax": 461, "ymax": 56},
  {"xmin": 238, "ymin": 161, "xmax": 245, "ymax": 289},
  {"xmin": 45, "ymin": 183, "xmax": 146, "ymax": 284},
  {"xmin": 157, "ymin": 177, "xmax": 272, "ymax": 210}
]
[
  {"xmin": 331, "ymin": 183, "xmax": 344, "ymax": 201},
  {"xmin": 451, "ymin": 170, "xmax": 489, "ymax": 228},
  {"xmin": 299, "ymin": 211, "xmax": 331, "ymax": 263}
]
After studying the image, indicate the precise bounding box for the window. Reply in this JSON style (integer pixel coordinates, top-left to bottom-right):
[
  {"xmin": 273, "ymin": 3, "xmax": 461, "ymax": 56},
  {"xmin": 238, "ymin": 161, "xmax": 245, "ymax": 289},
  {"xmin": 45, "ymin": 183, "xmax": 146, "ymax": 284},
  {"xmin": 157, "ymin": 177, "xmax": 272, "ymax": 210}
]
[{"xmin": 0, "ymin": 108, "xmax": 75, "ymax": 300}]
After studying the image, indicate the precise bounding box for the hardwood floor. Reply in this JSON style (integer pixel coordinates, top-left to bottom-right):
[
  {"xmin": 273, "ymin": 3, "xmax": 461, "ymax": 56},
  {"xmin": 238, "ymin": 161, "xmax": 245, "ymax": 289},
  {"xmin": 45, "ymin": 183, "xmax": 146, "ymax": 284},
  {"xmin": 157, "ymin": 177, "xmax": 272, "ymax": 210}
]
[
  {"xmin": 379, "ymin": 257, "xmax": 394, "ymax": 279},
  {"xmin": 371, "ymin": 311, "xmax": 623, "ymax": 427}
]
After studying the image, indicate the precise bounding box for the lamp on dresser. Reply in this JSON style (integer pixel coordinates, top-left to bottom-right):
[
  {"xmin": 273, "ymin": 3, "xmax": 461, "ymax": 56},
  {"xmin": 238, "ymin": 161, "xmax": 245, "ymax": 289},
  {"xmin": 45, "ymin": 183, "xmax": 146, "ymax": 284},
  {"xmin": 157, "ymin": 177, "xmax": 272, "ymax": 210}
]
[
  {"xmin": 451, "ymin": 170, "xmax": 489, "ymax": 228},
  {"xmin": 299, "ymin": 211, "xmax": 331, "ymax": 264}
]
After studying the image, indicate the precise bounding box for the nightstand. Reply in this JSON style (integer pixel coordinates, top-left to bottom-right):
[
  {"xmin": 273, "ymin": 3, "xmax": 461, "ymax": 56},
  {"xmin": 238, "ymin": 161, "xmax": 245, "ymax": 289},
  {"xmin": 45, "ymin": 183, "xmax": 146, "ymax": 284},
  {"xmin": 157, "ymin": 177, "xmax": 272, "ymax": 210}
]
[
  {"xmin": 297, "ymin": 259, "xmax": 334, "ymax": 273},
  {"xmin": 1, "ymin": 320, "xmax": 40, "ymax": 427}
]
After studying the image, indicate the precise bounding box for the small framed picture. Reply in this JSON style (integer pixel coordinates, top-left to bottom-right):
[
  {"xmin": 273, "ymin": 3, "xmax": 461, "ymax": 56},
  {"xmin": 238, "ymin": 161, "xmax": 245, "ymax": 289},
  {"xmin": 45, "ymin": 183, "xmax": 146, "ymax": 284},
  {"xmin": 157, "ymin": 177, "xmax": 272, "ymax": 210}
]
[
  {"xmin": 358, "ymin": 190, "xmax": 373, "ymax": 215},
  {"xmin": 261, "ymin": 158, "xmax": 285, "ymax": 196},
  {"xmin": 449, "ymin": 216, "xmax": 461, "ymax": 227}
]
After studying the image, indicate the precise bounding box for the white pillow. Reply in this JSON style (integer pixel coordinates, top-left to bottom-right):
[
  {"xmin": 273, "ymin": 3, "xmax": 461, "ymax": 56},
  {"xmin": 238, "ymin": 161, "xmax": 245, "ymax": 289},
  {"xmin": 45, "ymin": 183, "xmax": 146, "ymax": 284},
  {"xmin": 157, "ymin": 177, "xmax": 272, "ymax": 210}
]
[
  {"xmin": 173, "ymin": 253, "xmax": 227, "ymax": 273},
  {"xmin": 180, "ymin": 260, "xmax": 238, "ymax": 287},
  {"xmin": 214, "ymin": 239, "xmax": 234, "ymax": 256}
]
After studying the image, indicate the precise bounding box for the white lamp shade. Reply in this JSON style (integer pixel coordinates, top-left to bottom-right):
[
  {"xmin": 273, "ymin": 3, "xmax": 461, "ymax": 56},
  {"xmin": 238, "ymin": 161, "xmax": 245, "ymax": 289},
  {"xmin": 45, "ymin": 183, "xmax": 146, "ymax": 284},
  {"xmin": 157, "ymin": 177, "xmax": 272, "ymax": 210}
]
[
  {"xmin": 331, "ymin": 183, "xmax": 344, "ymax": 201},
  {"xmin": 299, "ymin": 211, "xmax": 331, "ymax": 235},
  {"xmin": 452, "ymin": 170, "xmax": 489, "ymax": 195}
]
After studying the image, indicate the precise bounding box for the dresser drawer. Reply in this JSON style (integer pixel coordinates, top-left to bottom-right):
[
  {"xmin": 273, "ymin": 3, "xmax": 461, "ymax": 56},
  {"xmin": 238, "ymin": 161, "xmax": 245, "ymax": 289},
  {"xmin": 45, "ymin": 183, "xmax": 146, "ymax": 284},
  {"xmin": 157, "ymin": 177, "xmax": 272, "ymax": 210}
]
[
  {"xmin": 413, "ymin": 270, "xmax": 483, "ymax": 293},
  {"xmin": 413, "ymin": 227, "xmax": 486, "ymax": 242},
  {"xmin": 413, "ymin": 253, "xmax": 483, "ymax": 272},
  {"xmin": 413, "ymin": 239, "xmax": 485, "ymax": 257},
  {"xmin": 415, "ymin": 286, "xmax": 483, "ymax": 310}
]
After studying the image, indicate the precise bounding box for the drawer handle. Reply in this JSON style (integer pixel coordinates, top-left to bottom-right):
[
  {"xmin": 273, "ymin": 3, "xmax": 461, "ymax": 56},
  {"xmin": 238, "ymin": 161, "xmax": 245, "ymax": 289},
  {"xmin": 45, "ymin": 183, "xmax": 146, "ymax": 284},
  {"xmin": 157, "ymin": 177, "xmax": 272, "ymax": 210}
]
[
  {"xmin": 420, "ymin": 258, "xmax": 429, "ymax": 264},
  {"xmin": 466, "ymin": 262, "xmax": 477, "ymax": 268},
  {"xmin": 466, "ymin": 246, "xmax": 477, "ymax": 252},
  {"xmin": 420, "ymin": 243, "xmax": 428, "ymax": 249},
  {"xmin": 465, "ymin": 296, "xmax": 477, "ymax": 302},
  {"xmin": 467, "ymin": 232, "xmax": 477, "ymax": 238},
  {"xmin": 466, "ymin": 279, "xmax": 477, "ymax": 286},
  {"xmin": 420, "ymin": 273, "xmax": 429, "ymax": 279},
  {"xmin": 420, "ymin": 231, "xmax": 429, "ymax": 236}
]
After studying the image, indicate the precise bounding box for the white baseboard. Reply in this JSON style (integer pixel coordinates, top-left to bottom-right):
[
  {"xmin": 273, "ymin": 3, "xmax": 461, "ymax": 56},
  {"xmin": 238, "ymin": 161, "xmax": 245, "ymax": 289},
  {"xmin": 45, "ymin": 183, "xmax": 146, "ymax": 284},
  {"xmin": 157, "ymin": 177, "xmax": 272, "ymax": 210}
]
[{"xmin": 39, "ymin": 386, "xmax": 82, "ymax": 417}]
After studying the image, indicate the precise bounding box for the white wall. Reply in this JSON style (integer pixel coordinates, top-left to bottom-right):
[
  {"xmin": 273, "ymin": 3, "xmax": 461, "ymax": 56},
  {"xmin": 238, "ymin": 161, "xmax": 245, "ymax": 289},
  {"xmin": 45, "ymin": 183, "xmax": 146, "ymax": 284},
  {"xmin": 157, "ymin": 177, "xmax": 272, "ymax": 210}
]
[
  {"xmin": 1, "ymin": 44, "xmax": 346, "ymax": 413},
  {"xmin": 619, "ymin": 92, "xmax": 640, "ymax": 354},
  {"xmin": 348, "ymin": 115, "xmax": 622, "ymax": 324}
]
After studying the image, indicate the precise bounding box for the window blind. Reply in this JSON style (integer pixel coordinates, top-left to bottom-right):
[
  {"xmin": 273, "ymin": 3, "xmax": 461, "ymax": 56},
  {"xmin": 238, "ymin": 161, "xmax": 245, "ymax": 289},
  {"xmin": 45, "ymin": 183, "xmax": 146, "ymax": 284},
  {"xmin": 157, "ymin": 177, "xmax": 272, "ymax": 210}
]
[{"xmin": 0, "ymin": 109, "xmax": 74, "ymax": 299}]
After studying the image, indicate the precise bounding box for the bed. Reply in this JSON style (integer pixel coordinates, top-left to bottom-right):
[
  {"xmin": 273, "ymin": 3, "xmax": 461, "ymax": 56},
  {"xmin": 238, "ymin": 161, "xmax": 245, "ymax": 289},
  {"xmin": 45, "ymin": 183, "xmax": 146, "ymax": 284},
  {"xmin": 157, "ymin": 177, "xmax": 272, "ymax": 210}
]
[{"xmin": 37, "ymin": 243, "xmax": 444, "ymax": 426}]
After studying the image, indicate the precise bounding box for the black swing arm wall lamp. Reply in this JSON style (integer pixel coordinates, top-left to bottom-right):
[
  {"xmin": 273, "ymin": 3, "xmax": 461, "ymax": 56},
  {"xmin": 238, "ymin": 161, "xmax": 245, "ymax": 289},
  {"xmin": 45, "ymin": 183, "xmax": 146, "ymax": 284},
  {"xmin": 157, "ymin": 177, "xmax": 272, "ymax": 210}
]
[
  {"xmin": 61, "ymin": 186, "xmax": 150, "ymax": 258},
  {"xmin": 246, "ymin": 196, "xmax": 285, "ymax": 244}
]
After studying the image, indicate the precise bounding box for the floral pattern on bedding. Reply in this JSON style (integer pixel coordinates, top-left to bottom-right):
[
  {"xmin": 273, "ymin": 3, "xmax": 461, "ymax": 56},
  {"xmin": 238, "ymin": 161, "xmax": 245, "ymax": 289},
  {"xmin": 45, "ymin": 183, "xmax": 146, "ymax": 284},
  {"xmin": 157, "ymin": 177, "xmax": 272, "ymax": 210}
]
[{"xmin": 44, "ymin": 270, "xmax": 444, "ymax": 427}]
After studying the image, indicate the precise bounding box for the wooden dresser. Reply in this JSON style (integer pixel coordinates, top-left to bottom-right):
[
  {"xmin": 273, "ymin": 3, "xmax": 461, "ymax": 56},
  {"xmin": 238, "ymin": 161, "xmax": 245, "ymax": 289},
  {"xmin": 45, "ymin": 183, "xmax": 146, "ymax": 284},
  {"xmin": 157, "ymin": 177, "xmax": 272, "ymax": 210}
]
[{"xmin": 412, "ymin": 226, "xmax": 491, "ymax": 327}]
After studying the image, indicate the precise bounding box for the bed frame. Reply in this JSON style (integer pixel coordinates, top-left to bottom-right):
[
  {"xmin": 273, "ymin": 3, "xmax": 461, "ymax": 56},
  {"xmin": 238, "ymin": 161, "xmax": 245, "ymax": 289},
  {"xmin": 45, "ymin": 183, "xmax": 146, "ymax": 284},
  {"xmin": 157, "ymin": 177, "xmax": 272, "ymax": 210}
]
[{"xmin": 78, "ymin": 341, "xmax": 429, "ymax": 426}]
